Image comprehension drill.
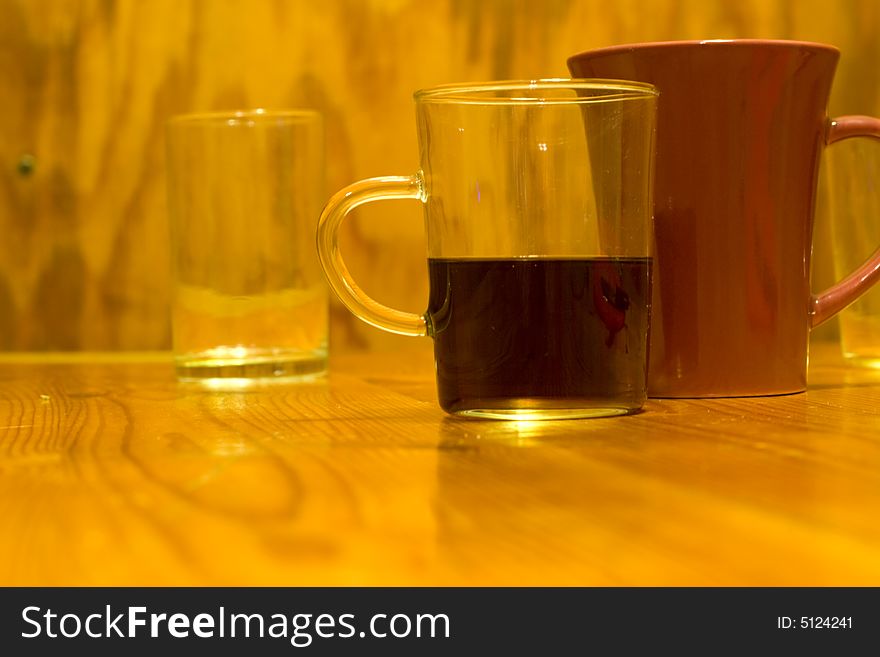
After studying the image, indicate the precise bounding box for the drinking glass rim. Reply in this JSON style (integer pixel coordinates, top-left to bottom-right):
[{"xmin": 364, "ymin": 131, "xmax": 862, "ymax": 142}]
[
  {"xmin": 414, "ymin": 78, "xmax": 658, "ymax": 105},
  {"xmin": 568, "ymin": 38, "xmax": 840, "ymax": 62},
  {"xmin": 167, "ymin": 108, "xmax": 321, "ymax": 126}
]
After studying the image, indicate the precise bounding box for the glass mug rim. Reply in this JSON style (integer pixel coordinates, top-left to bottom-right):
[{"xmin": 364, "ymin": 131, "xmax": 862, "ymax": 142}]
[
  {"xmin": 569, "ymin": 38, "xmax": 840, "ymax": 62},
  {"xmin": 167, "ymin": 108, "xmax": 321, "ymax": 127},
  {"xmin": 413, "ymin": 78, "xmax": 658, "ymax": 105}
]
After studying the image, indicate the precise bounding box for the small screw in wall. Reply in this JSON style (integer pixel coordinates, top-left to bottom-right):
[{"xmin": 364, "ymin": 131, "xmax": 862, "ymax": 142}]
[{"xmin": 17, "ymin": 154, "xmax": 36, "ymax": 177}]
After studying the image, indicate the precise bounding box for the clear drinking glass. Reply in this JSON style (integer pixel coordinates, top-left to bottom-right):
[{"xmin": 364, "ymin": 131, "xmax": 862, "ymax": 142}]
[
  {"xmin": 827, "ymin": 137, "xmax": 880, "ymax": 368},
  {"xmin": 166, "ymin": 110, "xmax": 327, "ymax": 385},
  {"xmin": 317, "ymin": 80, "xmax": 658, "ymax": 419}
]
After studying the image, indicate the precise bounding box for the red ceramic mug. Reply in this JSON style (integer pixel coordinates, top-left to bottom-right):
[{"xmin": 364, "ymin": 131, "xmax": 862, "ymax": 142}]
[{"xmin": 568, "ymin": 39, "xmax": 880, "ymax": 397}]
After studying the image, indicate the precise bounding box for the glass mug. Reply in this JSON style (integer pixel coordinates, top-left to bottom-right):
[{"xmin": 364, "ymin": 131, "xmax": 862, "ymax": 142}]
[{"xmin": 317, "ymin": 80, "xmax": 658, "ymax": 419}]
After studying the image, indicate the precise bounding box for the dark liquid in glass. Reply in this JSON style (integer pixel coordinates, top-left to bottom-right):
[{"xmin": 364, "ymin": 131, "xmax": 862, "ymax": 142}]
[{"xmin": 426, "ymin": 257, "xmax": 652, "ymax": 418}]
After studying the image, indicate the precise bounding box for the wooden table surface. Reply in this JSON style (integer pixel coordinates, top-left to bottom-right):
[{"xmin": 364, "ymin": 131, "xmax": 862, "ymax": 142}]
[{"xmin": 1, "ymin": 342, "xmax": 879, "ymax": 586}]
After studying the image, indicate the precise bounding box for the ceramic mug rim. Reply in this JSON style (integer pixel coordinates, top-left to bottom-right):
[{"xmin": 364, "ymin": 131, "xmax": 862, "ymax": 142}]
[{"xmin": 568, "ymin": 38, "xmax": 840, "ymax": 65}]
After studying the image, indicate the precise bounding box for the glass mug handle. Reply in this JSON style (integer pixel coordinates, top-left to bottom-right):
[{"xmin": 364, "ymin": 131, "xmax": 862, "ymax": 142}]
[
  {"xmin": 811, "ymin": 115, "xmax": 880, "ymax": 327},
  {"xmin": 316, "ymin": 174, "xmax": 429, "ymax": 337}
]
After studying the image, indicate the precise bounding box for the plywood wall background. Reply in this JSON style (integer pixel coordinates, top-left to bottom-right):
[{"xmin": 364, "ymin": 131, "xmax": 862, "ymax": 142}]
[{"xmin": 1, "ymin": 0, "xmax": 878, "ymax": 351}]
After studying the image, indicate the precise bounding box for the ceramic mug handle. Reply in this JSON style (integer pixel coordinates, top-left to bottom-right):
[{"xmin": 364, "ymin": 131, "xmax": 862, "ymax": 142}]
[{"xmin": 810, "ymin": 115, "xmax": 880, "ymax": 327}]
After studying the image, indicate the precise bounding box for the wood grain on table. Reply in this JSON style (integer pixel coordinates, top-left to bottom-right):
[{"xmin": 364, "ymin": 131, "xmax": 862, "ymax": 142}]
[{"xmin": 0, "ymin": 342, "xmax": 879, "ymax": 586}]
